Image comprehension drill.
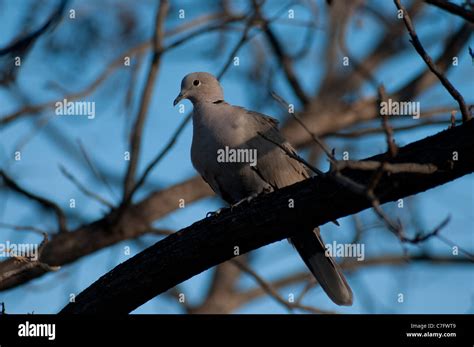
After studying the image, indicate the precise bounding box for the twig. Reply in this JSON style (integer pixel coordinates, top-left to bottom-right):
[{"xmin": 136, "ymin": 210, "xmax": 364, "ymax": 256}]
[
  {"xmin": 0, "ymin": 233, "xmax": 60, "ymax": 284},
  {"xmin": 403, "ymin": 215, "xmax": 451, "ymax": 243},
  {"xmin": 234, "ymin": 254, "xmax": 473, "ymax": 307},
  {"xmin": 263, "ymin": 93, "xmax": 448, "ymax": 247},
  {"xmin": 371, "ymin": 193, "xmax": 451, "ymax": 245},
  {"xmin": 326, "ymin": 118, "xmax": 461, "ymax": 138},
  {"xmin": 59, "ymin": 165, "xmax": 114, "ymax": 208},
  {"xmin": 270, "ymin": 91, "xmax": 336, "ymax": 162},
  {"xmin": 0, "ymin": 223, "xmax": 48, "ymax": 236},
  {"xmin": 128, "ymin": 113, "xmax": 192, "ymax": 201},
  {"xmin": 370, "ymin": 196, "xmax": 403, "ymax": 235},
  {"xmin": 436, "ymin": 234, "xmax": 474, "ymax": 260},
  {"xmin": 394, "ymin": 0, "xmax": 471, "ymax": 122},
  {"xmin": 122, "ymin": 0, "xmax": 169, "ymax": 201},
  {"xmin": 0, "ymin": 12, "xmax": 246, "ymax": 128},
  {"xmin": 257, "ymin": 131, "xmax": 367, "ymax": 195},
  {"xmin": 252, "ymin": 1, "xmax": 310, "ymax": 105},
  {"xmin": 0, "ymin": 0, "xmax": 68, "ymax": 84},
  {"xmin": 394, "ymin": 22, "xmax": 471, "ymax": 102},
  {"xmin": 424, "ymin": 0, "xmax": 474, "ymax": 23},
  {"xmin": 0, "ymin": 171, "xmax": 67, "ymax": 233},
  {"xmin": 230, "ymin": 259, "xmax": 334, "ymax": 314},
  {"xmin": 257, "ymin": 131, "xmax": 324, "ymax": 176},
  {"xmin": 295, "ymin": 279, "xmax": 317, "ymax": 305},
  {"xmin": 77, "ymin": 139, "xmax": 118, "ymax": 201},
  {"xmin": 216, "ymin": 13, "xmax": 255, "ymax": 78}
]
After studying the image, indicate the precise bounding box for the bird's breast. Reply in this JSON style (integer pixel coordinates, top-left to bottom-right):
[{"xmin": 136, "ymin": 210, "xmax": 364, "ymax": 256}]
[{"xmin": 190, "ymin": 110, "xmax": 253, "ymax": 176}]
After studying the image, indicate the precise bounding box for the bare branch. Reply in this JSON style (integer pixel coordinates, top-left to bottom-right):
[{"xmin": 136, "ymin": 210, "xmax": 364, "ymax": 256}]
[
  {"xmin": 270, "ymin": 91, "xmax": 336, "ymax": 163},
  {"xmin": 122, "ymin": 1, "xmax": 169, "ymax": 201},
  {"xmin": 252, "ymin": 1, "xmax": 310, "ymax": 105},
  {"xmin": 230, "ymin": 259, "xmax": 335, "ymax": 314},
  {"xmin": 59, "ymin": 165, "xmax": 114, "ymax": 208},
  {"xmin": 233, "ymin": 254, "xmax": 473, "ymax": 308},
  {"xmin": 395, "ymin": 0, "xmax": 471, "ymax": 122},
  {"xmin": 77, "ymin": 139, "xmax": 118, "ymax": 201},
  {"xmin": 0, "ymin": 176, "xmax": 212, "ymax": 291},
  {"xmin": 0, "ymin": 223, "xmax": 48, "ymax": 236},
  {"xmin": 424, "ymin": 0, "xmax": 474, "ymax": 23},
  {"xmin": 0, "ymin": 171, "xmax": 67, "ymax": 233}
]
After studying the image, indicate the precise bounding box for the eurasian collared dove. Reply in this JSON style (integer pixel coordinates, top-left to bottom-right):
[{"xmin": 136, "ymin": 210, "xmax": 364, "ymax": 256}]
[{"xmin": 174, "ymin": 72, "xmax": 353, "ymax": 306}]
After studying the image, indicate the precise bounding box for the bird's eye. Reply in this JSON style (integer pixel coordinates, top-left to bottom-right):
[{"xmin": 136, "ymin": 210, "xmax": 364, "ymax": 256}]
[{"xmin": 193, "ymin": 79, "xmax": 200, "ymax": 86}]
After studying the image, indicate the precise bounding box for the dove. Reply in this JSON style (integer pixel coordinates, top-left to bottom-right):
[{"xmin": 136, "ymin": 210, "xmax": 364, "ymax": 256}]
[{"xmin": 174, "ymin": 72, "xmax": 353, "ymax": 306}]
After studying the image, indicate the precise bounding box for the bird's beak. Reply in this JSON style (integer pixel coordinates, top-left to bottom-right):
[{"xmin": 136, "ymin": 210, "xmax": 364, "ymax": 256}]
[{"xmin": 173, "ymin": 92, "xmax": 184, "ymax": 106}]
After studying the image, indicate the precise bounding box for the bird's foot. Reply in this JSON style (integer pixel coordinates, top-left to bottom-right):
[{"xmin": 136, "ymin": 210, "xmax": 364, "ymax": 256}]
[
  {"xmin": 230, "ymin": 193, "xmax": 259, "ymax": 211},
  {"xmin": 206, "ymin": 208, "xmax": 225, "ymax": 218}
]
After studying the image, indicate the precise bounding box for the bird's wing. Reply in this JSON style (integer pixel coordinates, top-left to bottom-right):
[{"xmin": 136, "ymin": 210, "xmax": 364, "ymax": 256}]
[{"xmin": 241, "ymin": 108, "xmax": 310, "ymax": 189}]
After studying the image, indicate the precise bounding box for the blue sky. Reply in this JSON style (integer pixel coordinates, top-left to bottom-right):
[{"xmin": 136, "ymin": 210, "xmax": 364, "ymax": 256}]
[{"xmin": 0, "ymin": 0, "xmax": 472, "ymax": 314}]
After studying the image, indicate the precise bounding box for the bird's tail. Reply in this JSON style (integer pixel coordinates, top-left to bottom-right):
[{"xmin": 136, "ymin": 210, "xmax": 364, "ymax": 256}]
[{"xmin": 290, "ymin": 228, "xmax": 353, "ymax": 306}]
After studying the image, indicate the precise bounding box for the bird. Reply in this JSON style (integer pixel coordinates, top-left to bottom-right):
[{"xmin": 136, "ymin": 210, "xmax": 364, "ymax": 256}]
[{"xmin": 173, "ymin": 72, "xmax": 353, "ymax": 306}]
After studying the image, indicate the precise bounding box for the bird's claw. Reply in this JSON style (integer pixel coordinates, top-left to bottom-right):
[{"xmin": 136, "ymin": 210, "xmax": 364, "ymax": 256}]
[
  {"xmin": 230, "ymin": 193, "xmax": 259, "ymax": 211},
  {"xmin": 206, "ymin": 193, "xmax": 259, "ymax": 217},
  {"xmin": 206, "ymin": 208, "xmax": 224, "ymax": 218}
]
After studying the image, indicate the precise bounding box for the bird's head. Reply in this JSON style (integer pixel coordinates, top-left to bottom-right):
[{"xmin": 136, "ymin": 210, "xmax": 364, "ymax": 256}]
[{"xmin": 173, "ymin": 72, "xmax": 224, "ymax": 106}]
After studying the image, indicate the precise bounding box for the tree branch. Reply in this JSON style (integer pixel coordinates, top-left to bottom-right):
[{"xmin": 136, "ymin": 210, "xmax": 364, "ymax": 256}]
[
  {"xmin": 395, "ymin": 0, "xmax": 471, "ymax": 122},
  {"xmin": 231, "ymin": 254, "xmax": 472, "ymax": 309},
  {"xmin": 60, "ymin": 120, "xmax": 474, "ymax": 314},
  {"xmin": 0, "ymin": 171, "xmax": 67, "ymax": 233},
  {"xmin": 122, "ymin": 0, "xmax": 169, "ymax": 201},
  {"xmin": 0, "ymin": 176, "xmax": 212, "ymax": 291},
  {"xmin": 424, "ymin": 0, "xmax": 474, "ymax": 23}
]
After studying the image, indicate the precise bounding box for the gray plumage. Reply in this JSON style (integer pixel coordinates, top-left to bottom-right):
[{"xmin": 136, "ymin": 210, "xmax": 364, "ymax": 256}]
[{"xmin": 174, "ymin": 72, "xmax": 353, "ymax": 306}]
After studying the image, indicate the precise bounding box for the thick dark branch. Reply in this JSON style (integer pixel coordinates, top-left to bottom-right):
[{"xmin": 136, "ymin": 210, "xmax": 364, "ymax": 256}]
[
  {"xmin": 424, "ymin": 0, "xmax": 474, "ymax": 23},
  {"xmin": 0, "ymin": 176, "xmax": 212, "ymax": 291},
  {"xmin": 61, "ymin": 120, "xmax": 474, "ymax": 314}
]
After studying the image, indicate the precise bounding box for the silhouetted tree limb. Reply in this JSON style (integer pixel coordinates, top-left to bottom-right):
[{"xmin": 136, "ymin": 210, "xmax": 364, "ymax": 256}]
[
  {"xmin": 0, "ymin": 0, "xmax": 68, "ymax": 84},
  {"xmin": 395, "ymin": 0, "xmax": 471, "ymax": 122},
  {"xmin": 123, "ymin": 0, "xmax": 169, "ymax": 200},
  {"xmin": 229, "ymin": 254, "xmax": 472, "ymax": 311},
  {"xmin": 424, "ymin": 0, "xmax": 474, "ymax": 23},
  {"xmin": 0, "ymin": 176, "xmax": 212, "ymax": 291},
  {"xmin": 61, "ymin": 120, "xmax": 474, "ymax": 314}
]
